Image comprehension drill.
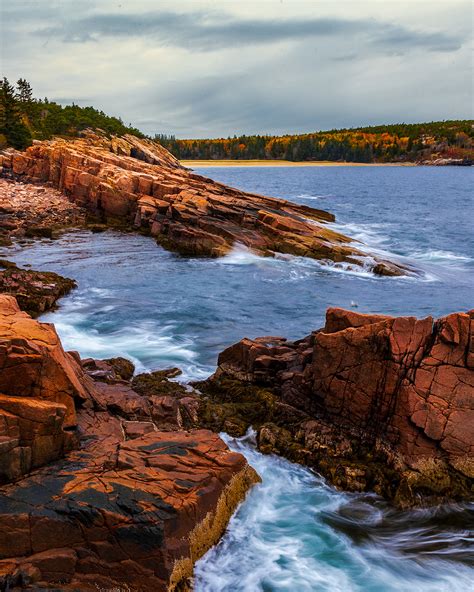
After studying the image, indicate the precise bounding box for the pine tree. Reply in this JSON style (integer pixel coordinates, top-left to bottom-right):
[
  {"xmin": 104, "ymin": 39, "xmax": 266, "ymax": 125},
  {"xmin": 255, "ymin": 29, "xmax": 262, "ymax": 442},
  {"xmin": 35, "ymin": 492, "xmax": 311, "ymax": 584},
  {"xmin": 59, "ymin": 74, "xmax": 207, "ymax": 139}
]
[
  {"xmin": 16, "ymin": 78, "xmax": 33, "ymax": 103},
  {"xmin": 0, "ymin": 77, "xmax": 32, "ymax": 149}
]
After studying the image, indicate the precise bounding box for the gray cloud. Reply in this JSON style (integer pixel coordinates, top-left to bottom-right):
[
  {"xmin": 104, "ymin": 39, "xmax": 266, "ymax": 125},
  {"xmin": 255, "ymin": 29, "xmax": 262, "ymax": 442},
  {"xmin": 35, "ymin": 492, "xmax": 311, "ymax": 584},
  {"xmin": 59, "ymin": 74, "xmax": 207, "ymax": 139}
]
[
  {"xmin": 1, "ymin": 1, "xmax": 471, "ymax": 138},
  {"xmin": 34, "ymin": 10, "xmax": 464, "ymax": 54}
]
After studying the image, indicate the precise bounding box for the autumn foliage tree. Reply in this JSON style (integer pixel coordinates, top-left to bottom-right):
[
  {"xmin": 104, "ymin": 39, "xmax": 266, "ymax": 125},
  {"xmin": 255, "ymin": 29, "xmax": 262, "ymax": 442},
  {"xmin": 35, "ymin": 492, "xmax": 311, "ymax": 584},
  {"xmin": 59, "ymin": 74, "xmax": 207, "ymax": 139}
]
[{"xmin": 157, "ymin": 121, "xmax": 474, "ymax": 163}]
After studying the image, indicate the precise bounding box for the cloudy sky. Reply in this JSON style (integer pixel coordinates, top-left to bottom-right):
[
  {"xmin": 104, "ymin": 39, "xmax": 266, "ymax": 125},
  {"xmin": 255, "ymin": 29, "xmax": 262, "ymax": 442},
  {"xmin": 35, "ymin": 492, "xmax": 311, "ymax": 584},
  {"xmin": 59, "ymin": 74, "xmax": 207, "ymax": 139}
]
[{"xmin": 1, "ymin": 0, "xmax": 472, "ymax": 137}]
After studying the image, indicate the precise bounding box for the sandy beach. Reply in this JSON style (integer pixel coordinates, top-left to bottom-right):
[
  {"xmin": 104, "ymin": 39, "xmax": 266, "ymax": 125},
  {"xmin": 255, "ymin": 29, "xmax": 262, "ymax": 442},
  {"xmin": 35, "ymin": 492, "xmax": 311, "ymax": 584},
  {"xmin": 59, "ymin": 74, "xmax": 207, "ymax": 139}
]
[{"xmin": 180, "ymin": 159, "xmax": 416, "ymax": 167}]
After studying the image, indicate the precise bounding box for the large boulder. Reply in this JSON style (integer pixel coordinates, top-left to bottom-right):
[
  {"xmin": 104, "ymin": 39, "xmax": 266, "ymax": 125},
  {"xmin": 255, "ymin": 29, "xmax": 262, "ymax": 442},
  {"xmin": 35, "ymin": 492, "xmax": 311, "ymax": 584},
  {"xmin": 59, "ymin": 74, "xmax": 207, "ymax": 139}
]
[
  {"xmin": 0, "ymin": 295, "xmax": 92, "ymax": 482},
  {"xmin": 200, "ymin": 308, "xmax": 474, "ymax": 506},
  {"xmin": 0, "ymin": 295, "xmax": 93, "ymax": 426},
  {"xmin": 311, "ymin": 309, "xmax": 474, "ymax": 473}
]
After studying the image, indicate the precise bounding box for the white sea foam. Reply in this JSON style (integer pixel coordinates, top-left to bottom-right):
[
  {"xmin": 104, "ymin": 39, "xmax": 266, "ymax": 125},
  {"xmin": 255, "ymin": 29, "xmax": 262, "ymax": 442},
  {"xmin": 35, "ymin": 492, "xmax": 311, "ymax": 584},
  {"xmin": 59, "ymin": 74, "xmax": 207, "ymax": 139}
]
[
  {"xmin": 329, "ymin": 221, "xmax": 393, "ymax": 247},
  {"xmin": 194, "ymin": 431, "xmax": 474, "ymax": 592},
  {"xmin": 220, "ymin": 244, "xmax": 271, "ymax": 266},
  {"xmin": 40, "ymin": 290, "xmax": 210, "ymax": 381},
  {"xmin": 409, "ymin": 250, "xmax": 473, "ymax": 264},
  {"xmin": 221, "ymin": 244, "xmax": 404, "ymax": 281}
]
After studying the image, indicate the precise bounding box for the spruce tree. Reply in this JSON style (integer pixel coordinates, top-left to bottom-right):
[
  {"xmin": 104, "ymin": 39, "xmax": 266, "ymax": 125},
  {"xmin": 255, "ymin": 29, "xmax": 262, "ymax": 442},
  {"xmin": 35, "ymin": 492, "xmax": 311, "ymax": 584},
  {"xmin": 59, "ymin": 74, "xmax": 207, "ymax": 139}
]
[
  {"xmin": 16, "ymin": 78, "xmax": 33, "ymax": 103},
  {"xmin": 0, "ymin": 77, "xmax": 32, "ymax": 149}
]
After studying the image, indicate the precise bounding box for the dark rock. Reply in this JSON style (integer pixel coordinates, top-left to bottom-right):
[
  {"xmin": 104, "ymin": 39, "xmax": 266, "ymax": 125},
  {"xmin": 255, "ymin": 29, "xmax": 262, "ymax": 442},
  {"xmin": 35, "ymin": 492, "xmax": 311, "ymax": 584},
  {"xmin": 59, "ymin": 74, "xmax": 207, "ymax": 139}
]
[
  {"xmin": 0, "ymin": 262, "xmax": 76, "ymax": 316},
  {"xmin": 199, "ymin": 307, "xmax": 474, "ymax": 507},
  {"xmin": 24, "ymin": 226, "xmax": 54, "ymax": 239}
]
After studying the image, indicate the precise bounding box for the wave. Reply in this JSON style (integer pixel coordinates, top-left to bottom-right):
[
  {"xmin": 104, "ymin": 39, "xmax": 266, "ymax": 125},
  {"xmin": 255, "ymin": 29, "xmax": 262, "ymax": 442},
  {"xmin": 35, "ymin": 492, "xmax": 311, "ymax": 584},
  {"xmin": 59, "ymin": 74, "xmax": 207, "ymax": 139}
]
[
  {"xmin": 194, "ymin": 430, "xmax": 474, "ymax": 592},
  {"xmin": 409, "ymin": 250, "xmax": 473, "ymax": 264},
  {"xmin": 220, "ymin": 244, "xmax": 409, "ymax": 281},
  {"xmin": 220, "ymin": 244, "xmax": 272, "ymax": 266},
  {"xmin": 329, "ymin": 221, "xmax": 393, "ymax": 248},
  {"xmin": 328, "ymin": 222, "xmax": 473, "ymax": 278},
  {"xmin": 40, "ymin": 290, "xmax": 211, "ymax": 381}
]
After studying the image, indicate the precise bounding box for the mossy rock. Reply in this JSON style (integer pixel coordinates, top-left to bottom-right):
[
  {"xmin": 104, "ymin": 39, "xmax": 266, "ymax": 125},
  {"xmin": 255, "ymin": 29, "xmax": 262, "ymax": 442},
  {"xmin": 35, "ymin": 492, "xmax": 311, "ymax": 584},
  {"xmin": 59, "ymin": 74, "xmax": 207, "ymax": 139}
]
[
  {"xmin": 104, "ymin": 357, "xmax": 135, "ymax": 380},
  {"xmin": 132, "ymin": 368, "xmax": 186, "ymax": 398},
  {"xmin": 24, "ymin": 226, "xmax": 54, "ymax": 239}
]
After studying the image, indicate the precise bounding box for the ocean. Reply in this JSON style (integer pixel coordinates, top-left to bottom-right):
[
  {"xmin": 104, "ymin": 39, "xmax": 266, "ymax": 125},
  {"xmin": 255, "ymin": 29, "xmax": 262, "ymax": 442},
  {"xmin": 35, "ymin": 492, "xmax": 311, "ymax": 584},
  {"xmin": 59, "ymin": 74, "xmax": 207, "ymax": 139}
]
[{"xmin": 6, "ymin": 165, "xmax": 474, "ymax": 591}]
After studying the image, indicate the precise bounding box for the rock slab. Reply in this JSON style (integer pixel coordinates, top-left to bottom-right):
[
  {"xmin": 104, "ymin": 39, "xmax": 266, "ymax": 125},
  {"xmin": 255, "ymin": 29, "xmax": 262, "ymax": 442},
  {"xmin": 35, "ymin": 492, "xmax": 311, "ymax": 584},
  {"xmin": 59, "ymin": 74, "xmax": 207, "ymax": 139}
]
[
  {"xmin": 1, "ymin": 132, "xmax": 407, "ymax": 276},
  {"xmin": 0, "ymin": 296, "xmax": 259, "ymax": 591}
]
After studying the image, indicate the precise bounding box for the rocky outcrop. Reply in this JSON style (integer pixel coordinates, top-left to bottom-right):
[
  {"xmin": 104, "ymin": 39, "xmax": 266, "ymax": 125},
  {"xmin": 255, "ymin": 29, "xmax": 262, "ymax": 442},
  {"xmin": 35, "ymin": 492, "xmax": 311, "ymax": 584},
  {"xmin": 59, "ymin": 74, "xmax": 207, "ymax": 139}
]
[
  {"xmin": 419, "ymin": 157, "xmax": 472, "ymax": 166},
  {"xmin": 0, "ymin": 295, "xmax": 94, "ymax": 482},
  {"xmin": 198, "ymin": 308, "xmax": 474, "ymax": 506},
  {"xmin": 0, "ymin": 132, "xmax": 408, "ymax": 276},
  {"xmin": 0, "ymin": 177, "xmax": 86, "ymax": 243},
  {"xmin": 0, "ymin": 260, "xmax": 76, "ymax": 316},
  {"xmin": 0, "ymin": 427, "xmax": 257, "ymax": 592},
  {"xmin": 0, "ymin": 296, "xmax": 259, "ymax": 591}
]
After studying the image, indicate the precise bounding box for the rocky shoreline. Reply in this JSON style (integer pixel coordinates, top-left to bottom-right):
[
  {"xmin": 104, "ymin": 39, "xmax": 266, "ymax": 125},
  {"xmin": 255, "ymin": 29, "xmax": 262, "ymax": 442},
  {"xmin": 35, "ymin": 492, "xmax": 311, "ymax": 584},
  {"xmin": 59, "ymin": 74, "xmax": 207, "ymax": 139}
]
[
  {"xmin": 0, "ymin": 293, "xmax": 259, "ymax": 591},
  {"xmin": 0, "ymin": 132, "xmax": 410, "ymax": 277},
  {"xmin": 0, "ymin": 134, "xmax": 472, "ymax": 591},
  {"xmin": 0, "ymin": 260, "xmax": 472, "ymax": 590},
  {"xmin": 197, "ymin": 308, "xmax": 474, "ymax": 508}
]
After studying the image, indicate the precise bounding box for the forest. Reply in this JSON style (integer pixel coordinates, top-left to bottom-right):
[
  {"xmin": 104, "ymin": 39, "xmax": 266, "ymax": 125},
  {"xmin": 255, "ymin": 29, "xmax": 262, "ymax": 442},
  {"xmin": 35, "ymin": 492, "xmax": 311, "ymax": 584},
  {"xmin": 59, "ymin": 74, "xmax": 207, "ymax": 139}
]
[
  {"xmin": 157, "ymin": 121, "xmax": 474, "ymax": 163},
  {"xmin": 1, "ymin": 77, "xmax": 472, "ymax": 163},
  {"xmin": 0, "ymin": 77, "xmax": 143, "ymax": 149}
]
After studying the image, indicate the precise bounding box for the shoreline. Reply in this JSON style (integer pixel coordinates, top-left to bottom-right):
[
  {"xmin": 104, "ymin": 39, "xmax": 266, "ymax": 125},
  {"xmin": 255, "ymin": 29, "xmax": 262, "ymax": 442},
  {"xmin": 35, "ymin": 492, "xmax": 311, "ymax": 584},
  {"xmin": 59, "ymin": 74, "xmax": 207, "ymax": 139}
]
[{"xmin": 181, "ymin": 159, "xmax": 417, "ymax": 167}]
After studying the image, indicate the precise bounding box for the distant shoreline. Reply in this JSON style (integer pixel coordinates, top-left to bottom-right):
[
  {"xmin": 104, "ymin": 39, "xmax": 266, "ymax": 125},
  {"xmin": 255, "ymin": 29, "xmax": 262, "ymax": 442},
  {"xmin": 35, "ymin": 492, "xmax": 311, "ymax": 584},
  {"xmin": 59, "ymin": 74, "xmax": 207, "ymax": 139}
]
[{"xmin": 181, "ymin": 159, "xmax": 417, "ymax": 167}]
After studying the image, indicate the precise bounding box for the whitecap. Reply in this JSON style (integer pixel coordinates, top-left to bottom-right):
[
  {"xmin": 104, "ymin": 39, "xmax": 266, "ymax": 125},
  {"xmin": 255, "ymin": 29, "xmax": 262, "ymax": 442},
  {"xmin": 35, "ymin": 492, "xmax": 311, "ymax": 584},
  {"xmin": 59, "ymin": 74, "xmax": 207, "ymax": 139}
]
[
  {"xmin": 409, "ymin": 250, "xmax": 473, "ymax": 264},
  {"xmin": 328, "ymin": 221, "xmax": 393, "ymax": 247},
  {"xmin": 220, "ymin": 244, "xmax": 270, "ymax": 266}
]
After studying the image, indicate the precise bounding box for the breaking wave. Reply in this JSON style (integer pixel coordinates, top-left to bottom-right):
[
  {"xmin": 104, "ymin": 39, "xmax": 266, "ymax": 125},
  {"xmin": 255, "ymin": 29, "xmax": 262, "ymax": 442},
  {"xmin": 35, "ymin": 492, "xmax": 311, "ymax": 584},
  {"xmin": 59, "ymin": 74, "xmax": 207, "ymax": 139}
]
[
  {"xmin": 40, "ymin": 289, "xmax": 211, "ymax": 381},
  {"xmin": 409, "ymin": 249, "xmax": 473, "ymax": 264}
]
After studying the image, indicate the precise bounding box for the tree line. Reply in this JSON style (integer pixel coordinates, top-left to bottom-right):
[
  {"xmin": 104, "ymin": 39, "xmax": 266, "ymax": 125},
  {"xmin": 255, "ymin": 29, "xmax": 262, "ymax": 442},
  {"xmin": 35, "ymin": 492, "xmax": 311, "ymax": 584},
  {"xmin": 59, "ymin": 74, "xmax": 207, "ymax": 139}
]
[
  {"xmin": 156, "ymin": 121, "xmax": 474, "ymax": 163},
  {"xmin": 0, "ymin": 77, "xmax": 143, "ymax": 150},
  {"xmin": 1, "ymin": 76, "xmax": 472, "ymax": 163}
]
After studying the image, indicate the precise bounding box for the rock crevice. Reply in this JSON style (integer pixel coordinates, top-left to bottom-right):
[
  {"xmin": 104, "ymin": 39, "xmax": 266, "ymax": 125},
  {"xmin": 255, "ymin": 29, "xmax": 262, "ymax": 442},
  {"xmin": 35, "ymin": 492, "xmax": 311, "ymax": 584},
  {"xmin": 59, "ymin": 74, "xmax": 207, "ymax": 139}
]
[{"xmin": 198, "ymin": 307, "xmax": 474, "ymax": 506}]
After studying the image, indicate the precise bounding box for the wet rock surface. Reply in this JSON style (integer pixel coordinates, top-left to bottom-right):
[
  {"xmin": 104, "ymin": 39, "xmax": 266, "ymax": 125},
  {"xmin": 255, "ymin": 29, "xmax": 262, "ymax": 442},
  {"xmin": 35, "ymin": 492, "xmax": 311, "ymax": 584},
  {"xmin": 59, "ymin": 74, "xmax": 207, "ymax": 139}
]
[
  {"xmin": 0, "ymin": 132, "xmax": 408, "ymax": 276},
  {"xmin": 0, "ymin": 296, "xmax": 259, "ymax": 591},
  {"xmin": 0, "ymin": 260, "xmax": 76, "ymax": 316},
  {"xmin": 197, "ymin": 307, "xmax": 474, "ymax": 507}
]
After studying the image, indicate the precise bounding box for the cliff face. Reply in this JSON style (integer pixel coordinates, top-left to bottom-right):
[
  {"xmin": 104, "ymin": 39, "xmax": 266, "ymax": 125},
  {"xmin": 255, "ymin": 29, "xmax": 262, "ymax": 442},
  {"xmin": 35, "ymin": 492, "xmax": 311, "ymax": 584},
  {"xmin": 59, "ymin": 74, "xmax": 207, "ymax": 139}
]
[
  {"xmin": 0, "ymin": 132, "xmax": 407, "ymax": 276},
  {"xmin": 0, "ymin": 296, "xmax": 259, "ymax": 591},
  {"xmin": 199, "ymin": 308, "xmax": 474, "ymax": 506}
]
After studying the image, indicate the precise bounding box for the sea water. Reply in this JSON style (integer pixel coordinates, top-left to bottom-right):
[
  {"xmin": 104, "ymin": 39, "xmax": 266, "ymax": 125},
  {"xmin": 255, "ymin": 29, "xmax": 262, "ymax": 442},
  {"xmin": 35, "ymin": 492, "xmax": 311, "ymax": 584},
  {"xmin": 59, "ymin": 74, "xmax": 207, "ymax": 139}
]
[{"xmin": 5, "ymin": 165, "xmax": 474, "ymax": 591}]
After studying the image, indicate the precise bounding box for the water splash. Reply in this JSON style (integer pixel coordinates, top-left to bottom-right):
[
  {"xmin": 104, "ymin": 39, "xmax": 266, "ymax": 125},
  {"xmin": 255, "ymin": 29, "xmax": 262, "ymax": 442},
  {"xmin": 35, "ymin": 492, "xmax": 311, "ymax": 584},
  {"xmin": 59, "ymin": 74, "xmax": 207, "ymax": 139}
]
[
  {"xmin": 194, "ymin": 431, "xmax": 474, "ymax": 592},
  {"xmin": 40, "ymin": 287, "xmax": 211, "ymax": 381}
]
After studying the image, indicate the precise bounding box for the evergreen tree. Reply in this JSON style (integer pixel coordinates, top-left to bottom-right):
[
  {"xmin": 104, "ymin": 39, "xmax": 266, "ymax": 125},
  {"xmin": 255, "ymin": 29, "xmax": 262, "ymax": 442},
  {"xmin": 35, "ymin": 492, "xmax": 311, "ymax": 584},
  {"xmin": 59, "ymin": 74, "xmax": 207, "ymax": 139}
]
[
  {"xmin": 0, "ymin": 77, "xmax": 32, "ymax": 149},
  {"xmin": 16, "ymin": 78, "xmax": 33, "ymax": 103}
]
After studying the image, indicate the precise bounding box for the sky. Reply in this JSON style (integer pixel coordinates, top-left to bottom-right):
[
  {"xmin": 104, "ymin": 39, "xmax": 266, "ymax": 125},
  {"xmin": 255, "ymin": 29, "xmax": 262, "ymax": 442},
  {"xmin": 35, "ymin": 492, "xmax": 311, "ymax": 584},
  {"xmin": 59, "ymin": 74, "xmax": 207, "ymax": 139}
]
[{"xmin": 1, "ymin": 0, "xmax": 472, "ymax": 138}]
